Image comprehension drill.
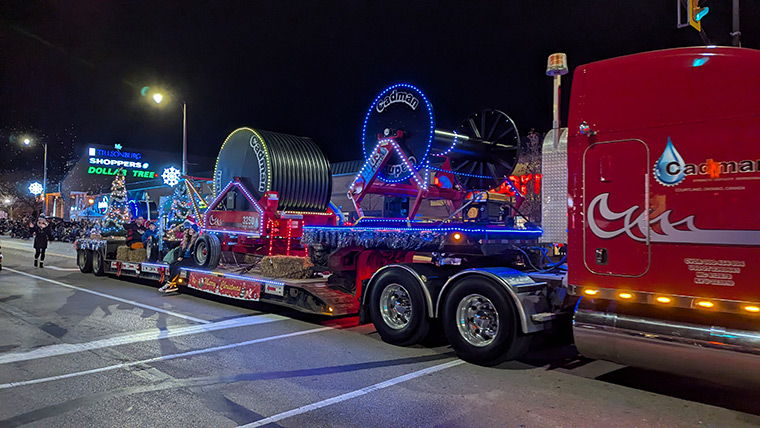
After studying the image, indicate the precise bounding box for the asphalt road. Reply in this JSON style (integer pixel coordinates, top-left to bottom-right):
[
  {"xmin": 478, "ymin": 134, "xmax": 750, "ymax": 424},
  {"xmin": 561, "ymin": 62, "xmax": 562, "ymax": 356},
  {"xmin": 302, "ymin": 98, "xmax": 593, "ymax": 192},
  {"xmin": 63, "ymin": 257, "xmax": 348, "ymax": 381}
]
[{"xmin": 0, "ymin": 236, "xmax": 758, "ymax": 428}]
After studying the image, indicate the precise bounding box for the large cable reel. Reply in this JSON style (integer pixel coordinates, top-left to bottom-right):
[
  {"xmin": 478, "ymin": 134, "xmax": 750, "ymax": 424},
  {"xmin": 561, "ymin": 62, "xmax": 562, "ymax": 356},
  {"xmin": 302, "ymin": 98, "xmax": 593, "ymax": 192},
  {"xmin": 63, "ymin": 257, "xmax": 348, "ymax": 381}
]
[
  {"xmin": 213, "ymin": 127, "xmax": 332, "ymax": 212},
  {"xmin": 361, "ymin": 84, "xmax": 520, "ymax": 190}
]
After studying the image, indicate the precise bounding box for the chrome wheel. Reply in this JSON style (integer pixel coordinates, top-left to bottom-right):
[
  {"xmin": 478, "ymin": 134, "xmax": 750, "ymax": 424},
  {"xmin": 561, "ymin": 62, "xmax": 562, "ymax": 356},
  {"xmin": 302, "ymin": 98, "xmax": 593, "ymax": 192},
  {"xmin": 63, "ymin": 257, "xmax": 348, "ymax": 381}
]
[
  {"xmin": 379, "ymin": 284, "xmax": 412, "ymax": 330},
  {"xmin": 195, "ymin": 241, "xmax": 208, "ymax": 265},
  {"xmin": 456, "ymin": 294, "xmax": 500, "ymax": 347}
]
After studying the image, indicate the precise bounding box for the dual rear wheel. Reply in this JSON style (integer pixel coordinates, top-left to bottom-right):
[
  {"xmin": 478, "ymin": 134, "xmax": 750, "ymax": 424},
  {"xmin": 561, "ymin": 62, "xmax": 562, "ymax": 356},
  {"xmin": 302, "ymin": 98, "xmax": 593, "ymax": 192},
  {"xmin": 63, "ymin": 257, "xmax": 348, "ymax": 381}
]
[{"xmin": 370, "ymin": 269, "xmax": 530, "ymax": 365}]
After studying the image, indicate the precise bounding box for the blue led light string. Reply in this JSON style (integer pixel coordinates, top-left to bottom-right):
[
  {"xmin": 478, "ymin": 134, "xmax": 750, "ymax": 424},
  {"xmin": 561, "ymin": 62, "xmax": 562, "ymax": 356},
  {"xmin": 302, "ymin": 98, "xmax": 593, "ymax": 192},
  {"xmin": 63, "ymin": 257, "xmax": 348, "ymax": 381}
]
[
  {"xmin": 302, "ymin": 225, "xmax": 542, "ymax": 235},
  {"xmin": 361, "ymin": 83, "xmax": 435, "ymax": 184}
]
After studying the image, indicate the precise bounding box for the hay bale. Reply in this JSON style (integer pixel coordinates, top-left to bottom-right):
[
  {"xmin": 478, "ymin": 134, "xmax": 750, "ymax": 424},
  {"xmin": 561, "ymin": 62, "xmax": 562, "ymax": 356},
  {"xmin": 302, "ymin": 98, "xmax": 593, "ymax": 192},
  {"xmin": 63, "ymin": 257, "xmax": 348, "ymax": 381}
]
[
  {"xmin": 128, "ymin": 248, "xmax": 147, "ymax": 262},
  {"xmin": 116, "ymin": 246, "xmax": 130, "ymax": 261},
  {"xmin": 260, "ymin": 256, "xmax": 313, "ymax": 279}
]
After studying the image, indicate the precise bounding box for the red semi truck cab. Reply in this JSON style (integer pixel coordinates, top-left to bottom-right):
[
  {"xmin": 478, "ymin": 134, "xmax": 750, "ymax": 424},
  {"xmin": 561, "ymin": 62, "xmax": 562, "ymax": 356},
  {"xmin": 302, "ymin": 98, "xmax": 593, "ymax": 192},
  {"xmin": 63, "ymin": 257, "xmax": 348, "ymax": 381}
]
[{"xmin": 565, "ymin": 47, "xmax": 760, "ymax": 386}]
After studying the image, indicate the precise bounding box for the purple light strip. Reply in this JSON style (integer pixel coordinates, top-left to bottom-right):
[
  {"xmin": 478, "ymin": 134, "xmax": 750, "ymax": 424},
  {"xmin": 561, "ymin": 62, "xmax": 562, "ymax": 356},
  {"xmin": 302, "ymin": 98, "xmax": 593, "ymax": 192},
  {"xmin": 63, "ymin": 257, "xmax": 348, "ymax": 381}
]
[{"xmin": 303, "ymin": 226, "xmax": 542, "ymax": 234}]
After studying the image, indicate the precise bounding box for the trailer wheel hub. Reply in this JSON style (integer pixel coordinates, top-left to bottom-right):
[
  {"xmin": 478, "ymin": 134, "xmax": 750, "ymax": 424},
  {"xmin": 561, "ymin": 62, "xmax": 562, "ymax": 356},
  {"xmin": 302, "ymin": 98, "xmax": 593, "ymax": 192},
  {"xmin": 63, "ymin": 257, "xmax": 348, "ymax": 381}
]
[
  {"xmin": 380, "ymin": 283, "xmax": 412, "ymax": 330},
  {"xmin": 456, "ymin": 294, "xmax": 500, "ymax": 347}
]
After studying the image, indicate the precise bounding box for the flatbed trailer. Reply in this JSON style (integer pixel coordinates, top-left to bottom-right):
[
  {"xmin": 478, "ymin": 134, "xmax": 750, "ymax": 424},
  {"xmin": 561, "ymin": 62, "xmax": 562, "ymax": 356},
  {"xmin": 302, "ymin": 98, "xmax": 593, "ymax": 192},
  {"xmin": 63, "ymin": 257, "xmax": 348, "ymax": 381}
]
[{"xmin": 75, "ymin": 238, "xmax": 359, "ymax": 317}]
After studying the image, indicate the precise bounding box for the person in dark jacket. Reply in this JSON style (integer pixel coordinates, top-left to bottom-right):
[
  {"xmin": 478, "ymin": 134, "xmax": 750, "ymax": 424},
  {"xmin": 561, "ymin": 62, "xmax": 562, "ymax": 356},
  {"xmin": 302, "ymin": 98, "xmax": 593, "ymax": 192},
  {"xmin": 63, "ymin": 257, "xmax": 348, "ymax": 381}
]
[
  {"xmin": 29, "ymin": 216, "xmax": 53, "ymax": 268},
  {"xmin": 141, "ymin": 221, "xmax": 159, "ymax": 262},
  {"xmin": 124, "ymin": 216, "xmax": 146, "ymax": 249}
]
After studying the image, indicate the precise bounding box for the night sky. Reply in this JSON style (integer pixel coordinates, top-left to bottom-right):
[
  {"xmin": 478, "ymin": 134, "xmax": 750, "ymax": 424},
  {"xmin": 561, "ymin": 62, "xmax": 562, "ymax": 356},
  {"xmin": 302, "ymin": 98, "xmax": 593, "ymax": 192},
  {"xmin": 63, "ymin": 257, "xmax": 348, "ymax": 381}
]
[{"xmin": 1, "ymin": 1, "xmax": 758, "ymax": 182}]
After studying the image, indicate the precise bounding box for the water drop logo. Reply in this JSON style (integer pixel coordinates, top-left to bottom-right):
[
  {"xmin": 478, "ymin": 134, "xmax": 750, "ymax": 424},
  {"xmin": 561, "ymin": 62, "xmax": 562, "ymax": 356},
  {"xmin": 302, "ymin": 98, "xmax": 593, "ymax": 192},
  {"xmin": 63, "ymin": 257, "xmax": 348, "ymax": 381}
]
[{"xmin": 654, "ymin": 137, "xmax": 686, "ymax": 186}]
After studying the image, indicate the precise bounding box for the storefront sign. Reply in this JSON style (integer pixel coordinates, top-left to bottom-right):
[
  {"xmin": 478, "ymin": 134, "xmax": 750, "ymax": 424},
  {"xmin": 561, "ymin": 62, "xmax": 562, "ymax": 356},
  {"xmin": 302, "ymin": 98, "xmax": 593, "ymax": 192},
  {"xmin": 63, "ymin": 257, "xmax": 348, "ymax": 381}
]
[{"xmin": 87, "ymin": 166, "xmax": 157, "ymax": 178}]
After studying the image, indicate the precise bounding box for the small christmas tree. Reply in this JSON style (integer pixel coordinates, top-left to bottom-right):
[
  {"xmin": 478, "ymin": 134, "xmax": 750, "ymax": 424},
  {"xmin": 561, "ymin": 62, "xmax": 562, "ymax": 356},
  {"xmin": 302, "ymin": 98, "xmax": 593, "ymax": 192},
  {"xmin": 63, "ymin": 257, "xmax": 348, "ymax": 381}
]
[
  {"xmin": 101, "ymin": 167, "xmax": 130, "ymax": 235},
  {"xmin": 168, "ymin": 180, "xmax": 192, "ymax": 227}
]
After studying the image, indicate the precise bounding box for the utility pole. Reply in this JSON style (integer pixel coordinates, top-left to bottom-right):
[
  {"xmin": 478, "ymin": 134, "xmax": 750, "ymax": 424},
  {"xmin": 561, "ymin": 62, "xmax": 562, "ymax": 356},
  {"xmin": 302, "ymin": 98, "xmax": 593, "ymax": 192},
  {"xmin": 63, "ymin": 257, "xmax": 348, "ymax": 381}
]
[{"xmin": 731, "ymin": 0, "xmax": 741, "ymax": 47}]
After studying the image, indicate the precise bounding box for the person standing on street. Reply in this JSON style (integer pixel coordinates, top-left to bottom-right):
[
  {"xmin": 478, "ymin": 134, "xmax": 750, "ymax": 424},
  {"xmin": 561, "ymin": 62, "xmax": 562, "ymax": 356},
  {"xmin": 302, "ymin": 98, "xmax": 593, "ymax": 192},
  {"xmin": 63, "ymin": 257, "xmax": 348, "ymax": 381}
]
[{"xmin": 29, "ymin": 216, "xmax": 53, "ymax": 268}]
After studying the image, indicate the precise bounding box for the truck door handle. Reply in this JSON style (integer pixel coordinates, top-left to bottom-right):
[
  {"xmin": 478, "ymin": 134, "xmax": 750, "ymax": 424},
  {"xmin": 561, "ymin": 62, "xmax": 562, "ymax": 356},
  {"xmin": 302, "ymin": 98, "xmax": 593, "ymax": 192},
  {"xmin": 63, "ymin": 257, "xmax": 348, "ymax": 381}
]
[{"xmin": 595, "ymin": 248, "xmax": 608, "ymax": 265}]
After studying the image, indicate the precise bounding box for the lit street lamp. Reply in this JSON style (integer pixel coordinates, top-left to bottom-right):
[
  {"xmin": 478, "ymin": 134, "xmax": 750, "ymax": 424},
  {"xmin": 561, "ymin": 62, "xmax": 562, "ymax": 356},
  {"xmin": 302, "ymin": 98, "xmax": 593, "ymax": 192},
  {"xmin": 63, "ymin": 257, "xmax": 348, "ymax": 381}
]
[
  {"xmin": 145, "ymin": 89, "xmax": 187, "ymax": 176},
  {"xmin": 22, "ymin": 136, "xmax": 48, "ymax": 214}
]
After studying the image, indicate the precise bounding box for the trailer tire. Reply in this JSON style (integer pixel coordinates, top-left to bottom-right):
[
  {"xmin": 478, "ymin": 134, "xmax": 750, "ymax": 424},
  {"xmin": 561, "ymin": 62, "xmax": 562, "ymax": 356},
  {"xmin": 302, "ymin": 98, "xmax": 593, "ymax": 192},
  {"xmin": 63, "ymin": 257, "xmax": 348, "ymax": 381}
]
[
  {"xmin": 442, "ymin": 277, "xmax": 531, "ymax": 366},
  {"xmin": 368, "ymin": 269, "xmax": 430, "ymax": 346},
  {"xmin": 77, "ymin": 249, "xmax": 92, "ymax": 273},
  {"xmin": 146, "ymin": 238, "xmax": 159, "ymax": 263},
  {"xmin": 194, "ymin": 233, "xmax": 221, "ymax": 269},
  {"xmin": 92, "ymin": 250, "xmax": 106, "ymax": 277}
]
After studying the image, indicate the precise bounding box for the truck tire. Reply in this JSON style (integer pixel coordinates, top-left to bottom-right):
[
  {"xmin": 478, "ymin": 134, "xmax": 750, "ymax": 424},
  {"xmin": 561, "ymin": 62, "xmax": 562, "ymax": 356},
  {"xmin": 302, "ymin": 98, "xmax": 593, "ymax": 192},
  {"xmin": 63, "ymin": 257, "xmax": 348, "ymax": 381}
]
[
  {"xmin": 194, "ymin": 233, "xmax": 221, "ymax": 269},
  {"xmin": 92, "ymin": 250, "xmax": 106, "ymax": 276},
  {"xmin": 368, "ymin": 268, "xmax": 430, "ymax": 346},
  {"xmin": 442, "ymin": 277, "xmax": 531, "ymax": 366},
  {"xmin": 77, "ymin": 249, "xmax": 93, "ymax": 273},
  {"xmin": 146, "ymin": 238, "xmax": 159, "ymax": 262}
]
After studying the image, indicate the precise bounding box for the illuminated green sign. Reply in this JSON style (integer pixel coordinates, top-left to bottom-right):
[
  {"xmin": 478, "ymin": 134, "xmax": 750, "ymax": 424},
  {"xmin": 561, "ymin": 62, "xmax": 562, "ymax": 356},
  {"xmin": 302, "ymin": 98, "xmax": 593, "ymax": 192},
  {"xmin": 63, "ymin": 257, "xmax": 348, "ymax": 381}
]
[{"xmin": 87, "ymin": 167, "xmax": 157, "ymax": 179}]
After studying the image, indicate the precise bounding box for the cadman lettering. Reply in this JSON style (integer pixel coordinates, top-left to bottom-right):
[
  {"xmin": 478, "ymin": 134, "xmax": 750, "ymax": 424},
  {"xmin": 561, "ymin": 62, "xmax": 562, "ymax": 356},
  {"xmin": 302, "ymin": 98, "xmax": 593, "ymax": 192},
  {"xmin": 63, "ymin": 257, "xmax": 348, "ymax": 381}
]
[
  {"xmin": 665, "ymin": 159, "xmax": 760, "ymax": 176},
  {"xmin": 249, "ymin": 135, "xmax": 268, "ymax": 193},
  {"xmin": 376, "ymin": 90, "xmax": 419, "ymax": 113}
]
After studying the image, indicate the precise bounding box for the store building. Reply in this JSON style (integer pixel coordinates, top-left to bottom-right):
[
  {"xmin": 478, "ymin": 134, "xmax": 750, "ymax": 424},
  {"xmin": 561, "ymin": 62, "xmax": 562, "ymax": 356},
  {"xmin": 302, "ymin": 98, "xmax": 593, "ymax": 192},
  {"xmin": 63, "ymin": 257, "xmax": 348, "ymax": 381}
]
[{"xmin": 55, "ymin": 143, "xmax": 213, "ymax": 221}]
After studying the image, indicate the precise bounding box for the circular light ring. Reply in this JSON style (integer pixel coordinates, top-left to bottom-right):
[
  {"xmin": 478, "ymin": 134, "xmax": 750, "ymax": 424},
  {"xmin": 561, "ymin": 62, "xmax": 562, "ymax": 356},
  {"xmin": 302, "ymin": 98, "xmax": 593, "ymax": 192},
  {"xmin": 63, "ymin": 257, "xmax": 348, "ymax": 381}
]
[
  {"xmin": 213, "ymin": 127, "xmax": 272, "ymax": 197},
  {"xmin": 361, "ymin": 83, "xmax": 435, "ymax": 183}
]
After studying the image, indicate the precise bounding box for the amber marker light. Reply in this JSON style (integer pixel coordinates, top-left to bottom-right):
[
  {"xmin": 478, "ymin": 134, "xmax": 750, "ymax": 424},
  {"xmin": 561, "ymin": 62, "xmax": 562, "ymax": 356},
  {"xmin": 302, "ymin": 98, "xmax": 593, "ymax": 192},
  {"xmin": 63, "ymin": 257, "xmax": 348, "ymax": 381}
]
[
  {"xmin": 452, "ymin": 232, "xmax": 462, "ymax": 241},
  {"xmin": 656, "ymin": 296, "xmax": 672, "ymax": 304},
  {"xmin": 744, "ymin": 306, "xmax": 760, "ymax": 313},
  {"xmin": 618, "ymin": 293, "xmax": 633, "ymax": 299},
  {"xmin": 584, "ymin": 289, "xmax": 599, "ymax": 296},
  {"xmin": 696, "ymin": 300, "xmax": 715, "ymax": 308}
]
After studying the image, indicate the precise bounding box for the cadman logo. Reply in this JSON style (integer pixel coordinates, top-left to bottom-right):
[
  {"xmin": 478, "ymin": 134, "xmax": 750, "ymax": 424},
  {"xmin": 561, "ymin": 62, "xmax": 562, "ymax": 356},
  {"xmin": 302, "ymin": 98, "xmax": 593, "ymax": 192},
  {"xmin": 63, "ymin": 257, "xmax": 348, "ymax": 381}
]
[
  {"xmin": 208, "ymin": 215, "xmax": 222, "ymax": 227},
  {"xmin": 654, "ymin": 137, "xmax": 686, "ymax": 186},
  {"xmin": 654, "ymin": 137, "xmax": 760, "ymax": 187},
  {"xmin": 375, "ymin": 89, "xmax": 419, "ymax": 113}
]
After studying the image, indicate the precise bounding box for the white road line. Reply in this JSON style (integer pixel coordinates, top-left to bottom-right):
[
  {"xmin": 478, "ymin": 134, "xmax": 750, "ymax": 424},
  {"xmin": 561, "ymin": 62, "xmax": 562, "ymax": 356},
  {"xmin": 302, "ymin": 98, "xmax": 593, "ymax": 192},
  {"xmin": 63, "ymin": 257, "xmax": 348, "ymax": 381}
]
[
  {"xmin": 4, "ymin": 267, "xmax": 210, "ymax": 324},
  {"xmin": 45, "ymin": 266, "xmax": 81, "ymax": 271},
  {"xmin": 0, "ymin": 327, "xmax": 331, "ymax": 390},
  {"xmin": 239, "ymin": 359, "xmax": 465, "ymax": 427},
  {"xmin": 0, "ymin": 314, "xmax": 288, "ymax": 365}
]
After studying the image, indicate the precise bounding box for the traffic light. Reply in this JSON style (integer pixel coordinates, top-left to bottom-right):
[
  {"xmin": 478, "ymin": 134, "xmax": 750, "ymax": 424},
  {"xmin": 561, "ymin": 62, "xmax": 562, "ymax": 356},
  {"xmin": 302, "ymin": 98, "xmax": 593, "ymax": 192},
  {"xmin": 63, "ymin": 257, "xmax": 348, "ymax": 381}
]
[{"xmin": 688, "ymin": 0, "xmax": 709, "ymax": 32}]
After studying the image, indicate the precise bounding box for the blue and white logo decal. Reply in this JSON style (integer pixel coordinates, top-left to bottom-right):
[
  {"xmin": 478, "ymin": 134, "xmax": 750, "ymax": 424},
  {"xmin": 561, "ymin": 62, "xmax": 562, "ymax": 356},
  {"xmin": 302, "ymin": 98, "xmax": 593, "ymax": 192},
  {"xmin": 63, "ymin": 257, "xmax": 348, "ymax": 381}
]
[{"xmin": 654, "ymin": 137, "xmax": 686, "ymax": 186}]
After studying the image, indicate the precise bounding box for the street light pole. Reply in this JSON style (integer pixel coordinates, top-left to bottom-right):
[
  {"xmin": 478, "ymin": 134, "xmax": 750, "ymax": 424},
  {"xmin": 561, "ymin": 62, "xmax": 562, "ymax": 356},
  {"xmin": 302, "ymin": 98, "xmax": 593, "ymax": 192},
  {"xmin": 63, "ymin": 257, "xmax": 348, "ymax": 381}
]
[
  {"xmin": 182, "ymin": 102, "xmax": 187, "ymax": 176},
  {"xmin": 23, "ymin": 137, "xmax": 48, "ymax": 215},
  {"xmin": 43, "ymin": 142, "xmax": 48, "ymax": 215},
  {"xmin": 150, "ymin": 90, "xmax": 187, "ymax": 176}
]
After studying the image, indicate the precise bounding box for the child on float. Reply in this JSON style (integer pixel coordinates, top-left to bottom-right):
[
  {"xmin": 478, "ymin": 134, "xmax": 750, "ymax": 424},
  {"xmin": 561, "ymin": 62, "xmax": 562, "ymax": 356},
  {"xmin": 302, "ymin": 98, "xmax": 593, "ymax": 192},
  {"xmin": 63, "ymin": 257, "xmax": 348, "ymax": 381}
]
[
  {"xmin": 158, "ymin": 220, "xmax": 198, "ymax": 293},
  {"xmin": 141, "ymin": 221, "xmax": 159, "ymax": 262}
]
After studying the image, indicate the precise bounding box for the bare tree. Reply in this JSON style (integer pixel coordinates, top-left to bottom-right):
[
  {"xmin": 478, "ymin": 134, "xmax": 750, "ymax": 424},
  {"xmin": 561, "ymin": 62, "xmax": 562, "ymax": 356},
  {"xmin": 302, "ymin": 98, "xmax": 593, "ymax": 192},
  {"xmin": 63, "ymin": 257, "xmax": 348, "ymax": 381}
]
[{"xmin": 517, "ymin": 129, "xmax": 543, "ymax": 224}]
